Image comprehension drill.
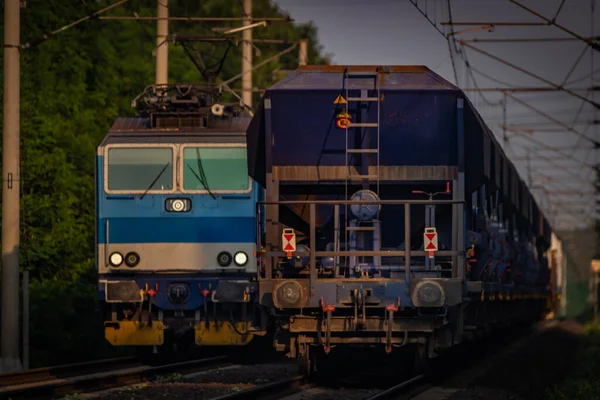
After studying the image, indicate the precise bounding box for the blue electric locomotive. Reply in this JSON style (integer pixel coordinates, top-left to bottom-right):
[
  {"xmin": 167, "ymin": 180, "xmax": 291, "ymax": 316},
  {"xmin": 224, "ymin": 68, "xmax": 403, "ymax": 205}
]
[
  {"xmin": 96, "ymin": 84, "xmax": 263, "ymax": 355},
  {"xmin": 246, "ymin": 65, "xmax": 554, "ymax": 374}
]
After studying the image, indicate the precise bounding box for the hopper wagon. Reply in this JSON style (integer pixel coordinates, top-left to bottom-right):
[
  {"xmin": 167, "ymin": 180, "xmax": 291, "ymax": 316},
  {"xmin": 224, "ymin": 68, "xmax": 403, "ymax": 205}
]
[{"xmin": 245, "ymin": 65, "xmax": 553, "ymax": 374}]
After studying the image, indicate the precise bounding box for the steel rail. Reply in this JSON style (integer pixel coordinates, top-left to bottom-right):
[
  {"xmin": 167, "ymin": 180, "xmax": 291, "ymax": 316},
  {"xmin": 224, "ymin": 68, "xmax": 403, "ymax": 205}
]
[
  {"xmin": 0, "ymin": 355, "xmax": 229, "ymax": 399},
  {"xmin": 364, "ymin": 374, "xmax": 428, "ymax": 399},
  {"xmin": 210, "ymin": 374, "xmax": 427, "ymax": 400},
  {"xmin": 211, "ymin": 375, "xmax": 310, "ymax": 400},
  {"xmin": 0, "ymin": 356, "xmax": 138, "ymax": 387}
]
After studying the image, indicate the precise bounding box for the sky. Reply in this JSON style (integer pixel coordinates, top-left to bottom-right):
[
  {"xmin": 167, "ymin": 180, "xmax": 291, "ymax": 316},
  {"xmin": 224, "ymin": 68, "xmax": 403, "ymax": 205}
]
[{"xmin": 271, "ymin": 0, "xmax": 599, "ymax": 231}]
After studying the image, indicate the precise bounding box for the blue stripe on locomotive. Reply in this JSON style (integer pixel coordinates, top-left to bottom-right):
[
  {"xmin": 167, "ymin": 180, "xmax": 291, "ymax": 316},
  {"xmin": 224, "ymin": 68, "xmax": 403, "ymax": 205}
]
[
  {"xmin": 97, "ymin": 217, "xmax": 256, "ymax": 243},
  {"xmin": 96, "ymin": 155, "xmax": 260, "ymax": 245}
]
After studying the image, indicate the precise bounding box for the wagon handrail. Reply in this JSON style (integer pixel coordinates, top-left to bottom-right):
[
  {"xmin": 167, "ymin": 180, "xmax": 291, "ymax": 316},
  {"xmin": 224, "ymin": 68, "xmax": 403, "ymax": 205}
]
[
  {"xmin": 256, "ymin": 200, "xmax": 466, "ymax": 286},
  {"xmin": 256, "ymin": 199, "xmax": 465, "ymax": 205},
  {"xmin": 263, "ymin": 250, "xmax": 463, "ymax": 257}
]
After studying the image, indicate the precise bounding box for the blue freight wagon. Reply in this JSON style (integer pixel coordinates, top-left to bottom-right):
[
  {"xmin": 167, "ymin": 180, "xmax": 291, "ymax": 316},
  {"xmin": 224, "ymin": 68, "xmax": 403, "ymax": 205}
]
[{"xmin": 246, "ymin": 66, "xmax": 553, "ymax": 374}]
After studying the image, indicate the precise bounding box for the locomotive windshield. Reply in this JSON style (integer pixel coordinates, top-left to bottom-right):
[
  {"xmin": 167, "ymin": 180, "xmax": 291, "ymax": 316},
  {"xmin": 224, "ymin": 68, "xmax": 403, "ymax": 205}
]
[
  {"xmin": 106, "ymin": 147, "xmax": 173, "ymax": 191},
  {"xmin": 182, "ymin": 146, "xmax": 249, "ymax": 192}
]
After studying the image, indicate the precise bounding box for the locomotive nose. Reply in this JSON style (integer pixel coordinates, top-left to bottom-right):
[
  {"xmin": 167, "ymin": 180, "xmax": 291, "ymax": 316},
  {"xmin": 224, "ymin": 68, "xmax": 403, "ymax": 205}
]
[{"xmin": 168, "ymin": 283, "xmax": 190, "ymax": 304}]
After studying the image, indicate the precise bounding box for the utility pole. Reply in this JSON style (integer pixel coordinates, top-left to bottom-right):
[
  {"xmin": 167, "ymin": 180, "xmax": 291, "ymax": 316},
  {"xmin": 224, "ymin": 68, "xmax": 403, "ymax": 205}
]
[
  {"xmin": 22, "ymin": 270, "xmax": 28, "ymax": 369},
  {"xmin": 242, "ymin": 0, "xmax": 252, "ymax": 108},
  {"xmin": 527, "ymin": 149, "xmax": 532, "ymax": 187},
  {"xmin": 592, "ymin": 260, "xmax": 600, "ymax": 323},
  {"xmin": 299, "ymin": 39, "xmax": 308, "ymax": 66},
  {"xmin": 1, "ymin": 0, "xmax": 23, "ymax": 373},
  {"xmin": 156, "ymin": 0, "xmax": 168, "ymax": 86},
  {"xmin": 502, "ymin": 91, "xmax": 508, "ymax": 144}
]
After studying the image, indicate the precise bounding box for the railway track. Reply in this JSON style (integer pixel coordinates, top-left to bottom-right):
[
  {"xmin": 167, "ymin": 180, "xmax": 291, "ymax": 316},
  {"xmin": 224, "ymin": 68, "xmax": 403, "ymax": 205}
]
[
  {"xmin": 0, "ymin": 356, "xmax": 139, "ymax": 388},
  {"xmin": 1, "ymin": 323, "xmax": 529, "ymax": 399},
  {"xmin": 209, "ymin": 373, "xmax": 427, "ymax": 400},
  {"xmin": 84, "ymin": 325, "xmax": 534, "ymax": 400},
  {"xmin": 0, "ymin": 355, "xmax": 229, "ymax": 399},
  {"xmin": 363, "ymin": 374, "xmax": 428, "ymax": 400},
  {"xmin": 211, "ymin": 375, "xmax": 310, "ymax": 400}
]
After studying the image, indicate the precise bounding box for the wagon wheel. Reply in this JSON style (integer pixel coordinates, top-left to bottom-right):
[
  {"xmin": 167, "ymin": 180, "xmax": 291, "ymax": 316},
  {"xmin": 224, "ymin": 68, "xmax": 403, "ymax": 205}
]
[
  {"xmin": 297, "ymin": 345, "xmax": 319, "ymax": 376},
  {"xmin": 413, "ymin": 342, "xmax": 429, "ymax": 374},
  {"xmin": 298, "ymin": 350, "xmax": 311, "ymax": 376}
]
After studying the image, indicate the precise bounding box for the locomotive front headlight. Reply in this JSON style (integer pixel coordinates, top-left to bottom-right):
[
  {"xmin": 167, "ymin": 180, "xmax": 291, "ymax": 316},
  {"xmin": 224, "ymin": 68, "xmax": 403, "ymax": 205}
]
[
  {"xmin": 172, "ymin": 199, "xmax": 185, "ymax": 212},
  {"xmin": 234, "ymin": 251, "xmax": 248, "ymax": 266},
  {"xmin": 217, "ymin": 251, "xmax": 233, "ymax": 267},
  {"xmin": 109, "ymin": 252, "xmax": 124, "ymax": 267},
  {"xmin": 125, "ymin": 252, "xmax": 140, "ymax": 268},
  {"xmin": 165, "ymin": 198, "xmax": 191, "ymax": 212}
]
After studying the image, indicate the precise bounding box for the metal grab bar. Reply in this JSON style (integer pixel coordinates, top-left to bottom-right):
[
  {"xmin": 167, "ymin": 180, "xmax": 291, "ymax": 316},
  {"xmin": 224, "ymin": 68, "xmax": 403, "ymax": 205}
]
[
  {"xmin": 255, "ymin": 199, "xmax": 465, "ymax": 283},
  {"xmin": 257, "ymin": 199, "xmax": 464, "ymax": 205},
  {"xmin": 105, "ymin": 219, "xmax": 110, "ymax": 267}
]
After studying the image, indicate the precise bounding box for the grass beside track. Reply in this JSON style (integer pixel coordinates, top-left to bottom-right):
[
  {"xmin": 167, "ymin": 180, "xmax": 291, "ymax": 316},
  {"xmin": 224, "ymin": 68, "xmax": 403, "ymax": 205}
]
[{"xmin": 545, "ymin": 321, "xmax": 600, "ymax": 400}]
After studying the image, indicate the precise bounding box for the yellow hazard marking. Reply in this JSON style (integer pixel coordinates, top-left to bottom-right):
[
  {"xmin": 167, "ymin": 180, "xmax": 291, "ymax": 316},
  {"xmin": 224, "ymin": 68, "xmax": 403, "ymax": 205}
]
[
  {"xmin": 105, "ymin": 321, "xmax": 165, "ymax": 346},
  {"xmin": 333, "ymin": 95, "xmax": 347, "ymax": 104},
  {"xmin": 336, "ymin": 109, "xmax": 351, "ymax": 119},
  {"xmin": 195, "ymin": 321, "xmax": 254, "ymax": 346}
]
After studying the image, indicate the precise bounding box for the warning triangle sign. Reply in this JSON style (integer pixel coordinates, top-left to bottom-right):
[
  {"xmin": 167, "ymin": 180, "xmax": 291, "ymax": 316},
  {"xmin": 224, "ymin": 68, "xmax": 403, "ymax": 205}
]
[
  {"xmin": 333, "ymin": 95, "xmax": 347, "ymax": 105},
  {"xmin": 424, "ymin": 232, "xmax": 437, "ymax": 251},
  {"xmin": 283, "ymin": 233, "xmax": 296, "ymax": 251}
]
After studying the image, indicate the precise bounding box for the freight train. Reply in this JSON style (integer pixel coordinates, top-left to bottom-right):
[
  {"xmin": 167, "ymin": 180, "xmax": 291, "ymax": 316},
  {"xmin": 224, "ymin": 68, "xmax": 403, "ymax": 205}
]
[
  {"xmin": 96, "ymin": 84, "xmax": 264, "ymax": 358},
  {"xmin": 245, "ymin": 65, "xmax": 554, "ymax": 374}
]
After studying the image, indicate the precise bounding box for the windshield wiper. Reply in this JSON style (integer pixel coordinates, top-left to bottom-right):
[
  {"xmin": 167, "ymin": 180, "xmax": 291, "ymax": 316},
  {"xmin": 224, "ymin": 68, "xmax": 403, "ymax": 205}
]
[
  {"xmin": 140, "ymin": 162, "xmax": 170, "ymax": 200},
  {"xmin": 186, "ymin": 164, "xmax": 216, "ymax": 199},
  {"xmin": 196, "ymin": 148, "xmax": 217, "ymax": 199},
  {"xmin": 187, "ymin": 147, "xmax": 216, "ymax": 199}
]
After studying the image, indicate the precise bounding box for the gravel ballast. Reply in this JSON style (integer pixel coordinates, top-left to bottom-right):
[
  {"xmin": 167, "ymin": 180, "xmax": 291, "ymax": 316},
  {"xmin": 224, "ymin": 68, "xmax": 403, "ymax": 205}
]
[
  {"xmin": 86, "ymin": 319, "xmax": 589, "ymax": 400},
  {"xmin": 93, "ymin": 362, "xmax": 297, "ymax": 400}
]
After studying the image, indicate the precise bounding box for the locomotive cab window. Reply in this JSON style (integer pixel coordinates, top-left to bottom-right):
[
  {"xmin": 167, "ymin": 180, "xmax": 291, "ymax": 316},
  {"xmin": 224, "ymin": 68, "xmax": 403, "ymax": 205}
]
[
  {"xmin": 106, "ymin": 147, "xmax": 174, "ymax": 192},
  {"xmin": 182, "ymin": 145, "xmax": 250, "ymax": 193}
]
